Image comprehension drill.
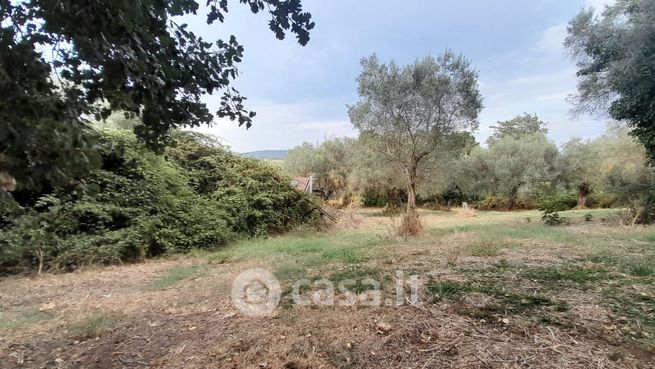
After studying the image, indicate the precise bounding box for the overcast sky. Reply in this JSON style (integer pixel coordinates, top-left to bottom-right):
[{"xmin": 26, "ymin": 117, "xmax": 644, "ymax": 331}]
[{"xmin": 185, "ymin": 0, "xmax": 614, "ymax": 152}]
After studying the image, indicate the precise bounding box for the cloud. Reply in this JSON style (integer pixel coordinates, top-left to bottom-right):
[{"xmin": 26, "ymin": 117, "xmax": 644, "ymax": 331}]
[
  {"xmin": 505, "ymin": 69, "xmax": 575, "ymax": 86},
  {"xmin": 535, "ymin": 23, "xmax": 568, "ymax": 54},
  {"xmin": 192, "ymin": 98, "xmax": 356, "ymax": 152}
]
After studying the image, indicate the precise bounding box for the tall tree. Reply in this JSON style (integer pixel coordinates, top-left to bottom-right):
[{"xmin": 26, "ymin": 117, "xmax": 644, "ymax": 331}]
[
  {"xmin": 487, "ymin": 113, "xmax": 548, "ymax": 145},
  {"xmin": 561, "ymin": 138, "xmax": 601, "ymax": 208},
  {"xmin": 486, "ymin": 133, "xmax": 559, "ymax": 209},
  {"xmin": 565, "ymin": 0, "xmax": 655, "ymax": 163},
  {"xmin": 1, "ymin": 0, "xmax": 314, "ymax": 190},
  {"xmin": 348, "ymin": 52, "xmax": 482, "ymax": 230}
]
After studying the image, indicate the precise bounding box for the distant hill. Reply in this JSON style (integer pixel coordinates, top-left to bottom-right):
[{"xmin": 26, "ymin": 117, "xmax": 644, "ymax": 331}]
[{"xmin": 242, "ymin": 150, "xmax": 288, "ymax": 160}]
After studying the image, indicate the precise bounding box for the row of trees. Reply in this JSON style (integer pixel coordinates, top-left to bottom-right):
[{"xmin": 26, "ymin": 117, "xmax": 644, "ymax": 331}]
[{"xmin": 284, "ymin": 114, "xmax": 654, "ymax": 213}]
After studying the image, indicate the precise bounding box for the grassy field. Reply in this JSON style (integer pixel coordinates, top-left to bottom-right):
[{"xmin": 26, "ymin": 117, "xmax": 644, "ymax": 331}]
[{"xmin": 1, "ymin": 208, "xmax": 654, "ymax": 368}]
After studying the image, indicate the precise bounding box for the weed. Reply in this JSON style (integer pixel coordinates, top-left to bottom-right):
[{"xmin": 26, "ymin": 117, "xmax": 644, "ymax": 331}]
[
  {"xmin": 68, "ymin": 312, "xmax": 119, "ymax": 340},
  {"xmin": 465, "ymin": 240, "xmax": 501, "ymax": 257},
  {"xmin": 542, "ymin": 211, "xmax": 569, "ymax": 226}
]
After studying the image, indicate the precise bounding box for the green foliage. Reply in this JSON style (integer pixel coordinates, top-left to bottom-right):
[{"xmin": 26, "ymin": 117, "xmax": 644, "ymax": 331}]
[
  {"xmin": 487, "ymin": 113, "xmax": 548, "ymax": 145},
  {"xmin": 360, "ymin": 187, "xmax": 405, "ymax": 208},
  {"xmin": 0, "ymin": 129, "xmax": 319, "ymax": 274},
  {"xmin": 284, "ymin": 138, "xmax": 355, "ymax": 199},
  {"xmin": 538, "ymin": 196, "xmax": 571, "ymax": 226},
  {"xmin": 166, "ymin": 131, "xmax": 318, "ymax": 236},
  {"xmin": 584, "ymin": 213, "xmax": 593, "ymax": 222},
  {"xmin": 476, "ymin": 195, "xmax": 533, "ymax": 211},
  {"xmin": 541, "ymin": 211, "xmax": 568, "ymax": 226},
  {"xmin": 348, "ymin": 52, "xmax": 482, "ymax": 212},
  {"xmin": 1, "ymin": 0, "xmax": 313, "ymax": 189},
  {"xmin": 566, "ymin": 0, "xmax": 655, "ymax": 163},
  {"xmin": 587, "ymin": 191, "xmax": 619, "ymax": 208},
  {"xmin": 536, "ymin": 192, "xmax": 577, "ymax": 212}
]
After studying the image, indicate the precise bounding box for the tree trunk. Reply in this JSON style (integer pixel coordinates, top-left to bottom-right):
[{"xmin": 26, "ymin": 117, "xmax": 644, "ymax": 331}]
[
  {"xmin": 576, "ymin": 182, "xmax": 590, "ymax": 209},
  {"xmin": 508, "ymin": 186, "xmax": 519, "ymax": 210},
  {"xmin": 398, "ymin": 159, "xmax": 423, "ymax": 237},
  {"xmin": 406, "ymin": 161, "xmax": 418, "ymax": 214}
]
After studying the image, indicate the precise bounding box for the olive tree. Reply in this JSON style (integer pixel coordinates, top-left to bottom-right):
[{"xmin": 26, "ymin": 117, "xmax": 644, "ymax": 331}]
[
  {"xmin": 347, "ymin": 52, "xmax": 483, "ymax": 228},
  {"xmin": 561, "ymin": 138, "xmax": 602, "ymax": 208},
  {"xmin": 487, "ymin": 133, "xmax": 559, "ymax": 209},
  {"xmin": 487, "ymin": 113, "xmax": 548, "ymax": 145}
]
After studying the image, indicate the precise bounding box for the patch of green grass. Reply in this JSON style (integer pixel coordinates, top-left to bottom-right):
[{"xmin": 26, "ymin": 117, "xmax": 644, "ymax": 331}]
[
  {"xmin": 326, "ymin": 266, "xmax": 384, "ymax": 294},
  {"xmin": 319, "ymin": 248, "xmax": 368, "ymax": 264},
  {"xmin": 465, "ymin": 240, "xmax": 502, "ymax": 257},
  {"xmin": 274, "ymin": 264, "xmax": 309, "ymax": 282},
  {"xmin": 498, "ymin": 293, "xmax": 561, "ymax": 313},
  {"xmin": 151, "ymin": 265, "xmax": 208, "ymax": 289},
  {"xmin": 585, "ymin": 253, "xmax": 655, "ymax": 279},
  {"xmin": 603, "ymin": 288, "xmax": 655, "ymax": 345},
  {"xmin": 0, "ymin": 308, "xmax": 52, "ymax": 329},
  {"xmin": 68, "ymin": 312, "xmax": 119, "ymax": 340},
  {"xmin": 426, "ymin": 279, "xmax": 472, "ymax": 300},
  {"xmin": 520, "ymin": 264, "xmax": 608, "ymax": 285},
  {"xmin": 206, "ymin": 232, "xmax": 387, "ymax": 265},
  {"xmin": 630, "ymin": 263, "xmax": 655, "ymax": 277}
]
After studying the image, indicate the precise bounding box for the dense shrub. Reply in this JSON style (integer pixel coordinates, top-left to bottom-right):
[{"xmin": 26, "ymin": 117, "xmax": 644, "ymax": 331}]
[
  {"xmin": 0, "ymin": 130, "xmax": 319, "ymax": 274},
  {"xmin": 475, "ymin": 195, "xmax": 534, "ymax": 211},
  {"xmin": 586, "ymin": 192, "xmax": 619, "ymax": 208},
  {"xmin": 166, "ymin": 132, "xmax": 318, "ymax": 236},
  {"xmin": 536, "ymin": 192, "xmax": 577, "ymax": 212},
  {"xmin": 541, "ymin": 210, "xmax": 569, "ymax": 226},
  {"xmin": 361, "ymin": 187, "xmax": 405, "ymax": 208}
]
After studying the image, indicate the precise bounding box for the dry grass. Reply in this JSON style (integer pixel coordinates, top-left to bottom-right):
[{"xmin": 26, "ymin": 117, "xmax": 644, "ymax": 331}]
[{"xmin": 1, "ymin": 208, "xmax": 654, "ymax": 368}]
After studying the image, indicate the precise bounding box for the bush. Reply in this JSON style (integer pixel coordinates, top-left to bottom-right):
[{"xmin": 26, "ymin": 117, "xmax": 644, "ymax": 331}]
[
  {"xmin": 541, "ymin": 210, "xmax": 569, "ymax": 226},
  {"xmin": 0, "ymin": 130, "xmax": 320, "ymax": 274},
  {"xmin": 536, "ymin": 192, "xmax": 577, "ymax": 212},
  {"xmin": 475, "ymin": 195, "xmax": 534, "ymax": 211},
  {"xmin": 586, "ymin": 192, "xmax": 619, "ymax": 208},
  {"xmin": 360, "ymin": 187, "xmax": 405, "ymax": 208},
  {"xmin": 476, "ymin": 196, "xmax": 508, "ymax": 210}
]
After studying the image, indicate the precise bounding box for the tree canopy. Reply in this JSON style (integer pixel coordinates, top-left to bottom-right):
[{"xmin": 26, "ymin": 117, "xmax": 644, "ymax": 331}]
[
  {"xmin": 348, "ymin": 52, "xmax": 483, "ymax": 214},
  {"xmin": 487, "ymin": 113, "xmax": 548, "ymax": 145},
  {"xmin": 1, "ymin": 0, "xmax": 314, "ymax": 190},
  {"xmin": 565, "ymin": 0, "xmax": 655, "ymax": 163}
]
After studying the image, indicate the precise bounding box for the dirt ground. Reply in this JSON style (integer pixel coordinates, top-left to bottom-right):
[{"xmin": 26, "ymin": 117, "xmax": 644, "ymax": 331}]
[{"xmin": 1, "ymin": 209, "xmax": 654, "ymax": 368}]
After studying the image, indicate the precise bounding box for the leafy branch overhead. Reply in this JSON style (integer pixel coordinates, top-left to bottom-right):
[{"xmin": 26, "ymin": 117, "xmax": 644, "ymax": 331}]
[{"xmin": 0, "ymin": 0, "xmax": 314, "ymax": 188}]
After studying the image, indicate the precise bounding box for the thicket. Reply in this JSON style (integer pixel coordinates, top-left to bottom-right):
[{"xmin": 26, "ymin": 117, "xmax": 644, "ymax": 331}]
[{"xmin": 0, "ymin": 130, "xmax": 318, "ymax": 274}]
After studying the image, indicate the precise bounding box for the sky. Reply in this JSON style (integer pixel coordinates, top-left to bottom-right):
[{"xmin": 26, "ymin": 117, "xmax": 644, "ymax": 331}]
[{"xmin": 185, "ymin": 0, "xmax": 614, "ymax": 152}]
